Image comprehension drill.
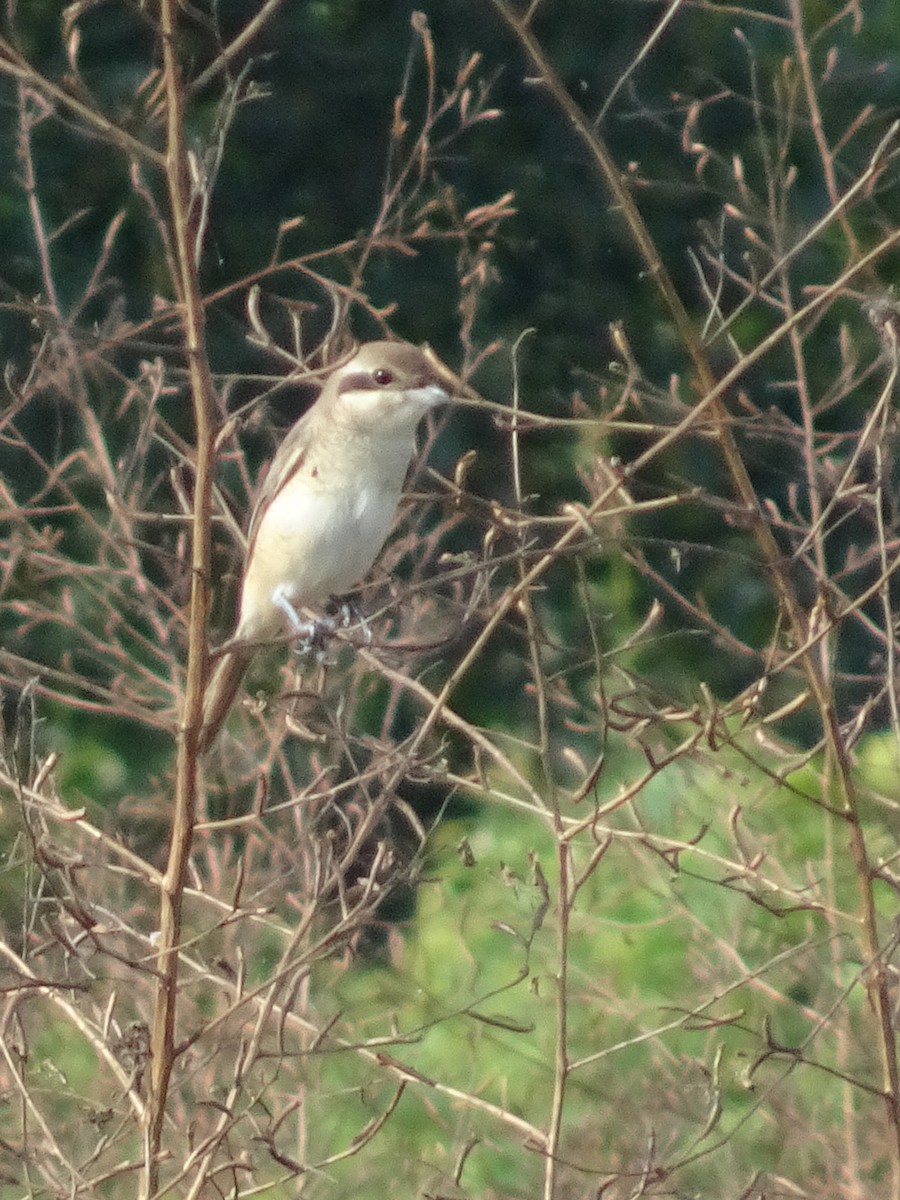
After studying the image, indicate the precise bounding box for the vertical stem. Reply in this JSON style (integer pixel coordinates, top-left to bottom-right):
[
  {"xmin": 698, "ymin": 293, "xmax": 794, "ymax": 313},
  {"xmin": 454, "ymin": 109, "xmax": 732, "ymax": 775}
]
[
  {"xmin": 544, "ymin": 840, "xmax": 570, "ymax": 1200},
  {"xmin": 508, "ymin": 332, "xmax": 568, "ymax": 1196},
  {"xmin": 143, "ymin": 2, "xmax": 217, "ymax": 1194}
]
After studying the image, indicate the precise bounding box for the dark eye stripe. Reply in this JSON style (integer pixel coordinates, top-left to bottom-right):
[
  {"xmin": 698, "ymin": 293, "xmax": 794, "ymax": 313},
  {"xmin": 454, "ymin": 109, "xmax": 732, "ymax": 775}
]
[{"xmin": 336, "ymin": 370, "xmax": 379, "ymax": 395}]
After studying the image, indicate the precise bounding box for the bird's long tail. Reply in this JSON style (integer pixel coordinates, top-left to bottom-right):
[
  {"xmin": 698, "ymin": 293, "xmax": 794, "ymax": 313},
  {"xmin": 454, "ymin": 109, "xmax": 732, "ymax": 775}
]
[{"xmin": 198, "ymin": 645, "xmax": 255, "ymax": 753}]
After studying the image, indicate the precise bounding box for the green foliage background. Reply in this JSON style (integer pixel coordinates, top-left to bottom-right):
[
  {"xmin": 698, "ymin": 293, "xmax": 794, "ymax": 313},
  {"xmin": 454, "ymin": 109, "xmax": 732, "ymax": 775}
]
[{"xmin": 2, "ymin": 1, "xmax": 900, "ymax": 1197}]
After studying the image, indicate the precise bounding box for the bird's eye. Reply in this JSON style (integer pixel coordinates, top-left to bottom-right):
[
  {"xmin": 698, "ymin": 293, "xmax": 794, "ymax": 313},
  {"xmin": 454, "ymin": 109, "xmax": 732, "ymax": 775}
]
[{"xmin": 373, "ymin": 368, "xmax": 394, "ymax": 386}]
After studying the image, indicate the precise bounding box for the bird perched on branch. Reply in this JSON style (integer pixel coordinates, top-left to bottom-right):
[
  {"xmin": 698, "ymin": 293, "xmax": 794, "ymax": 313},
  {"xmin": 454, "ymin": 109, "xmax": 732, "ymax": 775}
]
[{"xmin": 198, "ymin": 340, "xmax": 452, "ymax": 752}]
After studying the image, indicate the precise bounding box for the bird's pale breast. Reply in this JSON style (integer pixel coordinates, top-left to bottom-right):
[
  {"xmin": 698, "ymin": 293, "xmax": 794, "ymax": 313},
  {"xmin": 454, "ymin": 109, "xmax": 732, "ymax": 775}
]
[{"xmin": 236, "ymin": 468, "xmax": 402, "ymax": 639}]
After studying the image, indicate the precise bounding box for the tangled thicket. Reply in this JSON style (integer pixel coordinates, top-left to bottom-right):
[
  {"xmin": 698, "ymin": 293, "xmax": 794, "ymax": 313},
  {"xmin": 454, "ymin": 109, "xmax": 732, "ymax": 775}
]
[{"xmin": 0, "ymin": 3, "xmax": 899, "ymax": 1198}]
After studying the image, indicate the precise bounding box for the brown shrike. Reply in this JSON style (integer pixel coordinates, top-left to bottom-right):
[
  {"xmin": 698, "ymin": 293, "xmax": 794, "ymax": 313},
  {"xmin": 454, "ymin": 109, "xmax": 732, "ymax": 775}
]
[{"xmin": 198, "ymin": 340, "xmax": 450, "ymax": 751}]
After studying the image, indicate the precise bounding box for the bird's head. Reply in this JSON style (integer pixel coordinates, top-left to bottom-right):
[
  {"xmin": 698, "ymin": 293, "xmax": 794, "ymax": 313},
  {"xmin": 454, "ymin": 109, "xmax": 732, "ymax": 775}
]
[{"xmin": 329, "ymin": 341, "xmax": 451, "ymax": 433}]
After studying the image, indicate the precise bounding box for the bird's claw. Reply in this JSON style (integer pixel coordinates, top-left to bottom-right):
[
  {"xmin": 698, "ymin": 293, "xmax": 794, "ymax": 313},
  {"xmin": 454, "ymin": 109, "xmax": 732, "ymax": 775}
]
[
  {"xmin": 302, "ymin": 613, "xmax": 338, "ymax": 654},
  {"xmin": 274, "ymin": 590, "xmax": 372, "ymax": 658},
  {"xmin": 328, "ymin": 597, "xmax": 373, "ymax": 645}
]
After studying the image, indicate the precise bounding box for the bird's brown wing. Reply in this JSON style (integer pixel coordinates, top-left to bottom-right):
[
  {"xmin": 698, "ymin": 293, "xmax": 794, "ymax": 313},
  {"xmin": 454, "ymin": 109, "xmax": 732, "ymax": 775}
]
[
  {"xmin": 200, "ymin": 408, "xmax": 317, "ymax": 752},
  {"xmin": 245, "ymin": 407, "xmax": 316, "ymax": 550}
]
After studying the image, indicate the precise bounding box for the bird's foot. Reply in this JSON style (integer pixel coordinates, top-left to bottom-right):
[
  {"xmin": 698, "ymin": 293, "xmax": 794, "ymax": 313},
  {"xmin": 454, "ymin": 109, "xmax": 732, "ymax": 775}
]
[
  {"xmin": 327, "ymin": 596, "xmax": 373, "ymax": 645},
  {"xmin": 274, "ymin": 591, "xmax": 336, "ymax": 656}
]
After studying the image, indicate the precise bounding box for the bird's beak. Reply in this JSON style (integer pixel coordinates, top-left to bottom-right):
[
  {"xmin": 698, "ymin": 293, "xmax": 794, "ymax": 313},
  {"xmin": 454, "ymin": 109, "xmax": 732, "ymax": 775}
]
[{"xmin": 412, "ymin": 382, "xmax": 452, "ymax": 409}]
